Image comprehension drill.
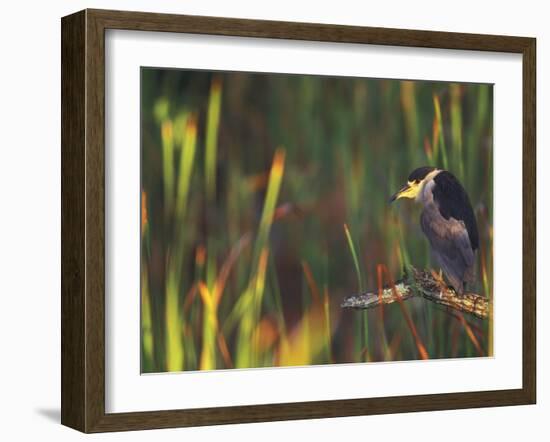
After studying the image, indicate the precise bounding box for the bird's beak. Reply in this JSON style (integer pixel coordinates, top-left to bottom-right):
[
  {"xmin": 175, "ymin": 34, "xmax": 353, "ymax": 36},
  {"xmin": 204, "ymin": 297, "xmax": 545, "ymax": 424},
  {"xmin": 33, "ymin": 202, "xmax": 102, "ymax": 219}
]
[{"xmin": 389, "ymin": 184, "xmax": 410, "ymax": 203}]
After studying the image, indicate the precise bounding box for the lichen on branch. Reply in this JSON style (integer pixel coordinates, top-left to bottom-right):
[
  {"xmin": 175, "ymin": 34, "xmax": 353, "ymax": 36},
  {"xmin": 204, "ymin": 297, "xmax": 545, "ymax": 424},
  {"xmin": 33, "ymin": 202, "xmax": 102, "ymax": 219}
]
[{"xmin": 341, "ymin": 266, "xmax": 489, "ymax": 320}]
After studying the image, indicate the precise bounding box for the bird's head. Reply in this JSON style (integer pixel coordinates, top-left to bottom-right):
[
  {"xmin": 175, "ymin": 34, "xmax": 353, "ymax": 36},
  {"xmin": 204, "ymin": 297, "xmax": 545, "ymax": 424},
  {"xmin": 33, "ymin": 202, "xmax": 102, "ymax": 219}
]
[{"xmin": 390, "ymin": 166, "xmax": 439, "ymax": 203}]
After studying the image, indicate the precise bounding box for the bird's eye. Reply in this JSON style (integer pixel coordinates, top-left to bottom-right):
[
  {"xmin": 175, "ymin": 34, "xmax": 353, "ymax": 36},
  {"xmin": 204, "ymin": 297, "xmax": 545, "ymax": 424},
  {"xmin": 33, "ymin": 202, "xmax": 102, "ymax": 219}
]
[{"xmin": 414, "ymin": 179, "xmax": 420, "ymax": 184}]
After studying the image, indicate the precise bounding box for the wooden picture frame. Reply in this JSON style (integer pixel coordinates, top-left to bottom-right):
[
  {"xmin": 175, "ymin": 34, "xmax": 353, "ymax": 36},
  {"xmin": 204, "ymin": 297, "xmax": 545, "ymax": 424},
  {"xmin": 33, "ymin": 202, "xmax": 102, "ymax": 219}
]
[{"xmin": 61, "ymin": 8, "xmax": 536, "ymax": 433}]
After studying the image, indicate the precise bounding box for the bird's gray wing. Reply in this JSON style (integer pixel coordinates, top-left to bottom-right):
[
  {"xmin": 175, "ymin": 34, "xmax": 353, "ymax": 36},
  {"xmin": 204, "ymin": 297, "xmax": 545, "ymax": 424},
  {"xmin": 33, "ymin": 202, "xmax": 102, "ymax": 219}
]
[{"xmin": 421, "ymin": 210, "xmax": 475, "ymax": 293}]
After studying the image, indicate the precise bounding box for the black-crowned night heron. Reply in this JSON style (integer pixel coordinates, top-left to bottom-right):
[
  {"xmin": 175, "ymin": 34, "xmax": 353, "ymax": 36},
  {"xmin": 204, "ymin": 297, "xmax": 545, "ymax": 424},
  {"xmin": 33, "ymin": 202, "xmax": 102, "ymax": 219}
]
[{"xmin": 390, "ymin": 166, "xmax": 479, "ymax": 294}]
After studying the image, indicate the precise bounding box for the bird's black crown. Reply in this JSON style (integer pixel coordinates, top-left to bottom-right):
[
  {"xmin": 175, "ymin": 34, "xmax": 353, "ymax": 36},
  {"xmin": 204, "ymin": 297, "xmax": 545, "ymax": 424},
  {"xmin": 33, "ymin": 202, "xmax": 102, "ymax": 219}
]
[{"xmin": 408, "ymin": 166, "xmax": 436, "ymax": 182}]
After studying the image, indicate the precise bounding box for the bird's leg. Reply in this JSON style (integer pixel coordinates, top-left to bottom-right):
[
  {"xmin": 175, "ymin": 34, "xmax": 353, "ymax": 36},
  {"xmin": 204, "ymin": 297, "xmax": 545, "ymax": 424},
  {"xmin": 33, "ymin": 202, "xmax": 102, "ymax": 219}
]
[{"xmin": 430, "ymin": 269, "xmax": 449, "ymax": 299}]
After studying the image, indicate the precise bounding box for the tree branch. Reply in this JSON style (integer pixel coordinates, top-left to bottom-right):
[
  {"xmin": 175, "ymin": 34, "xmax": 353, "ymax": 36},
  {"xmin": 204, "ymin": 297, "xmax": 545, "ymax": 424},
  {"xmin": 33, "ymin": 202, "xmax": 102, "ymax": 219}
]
[{"xmin": 341, "ymin": 266, "xmax": 489, "ymax": 320}]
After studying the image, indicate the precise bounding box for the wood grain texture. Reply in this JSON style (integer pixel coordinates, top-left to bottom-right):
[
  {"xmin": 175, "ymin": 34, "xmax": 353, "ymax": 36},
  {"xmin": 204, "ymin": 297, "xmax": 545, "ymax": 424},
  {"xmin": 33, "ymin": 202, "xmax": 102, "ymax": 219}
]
[
  {"xmin": 61, "ymin": 10, "xmax": 86, "ymax": 432},
  {"xmin": 522, "ymin": 38, "xmax": 536, "ymax": 404},
  {"xmin": 60, "ymin": 8, "xmax": 537, "ymax": 433},
  {"xmin": 85, "ymin": 9, "xmax": 107, "ymax": 432},
  {"xmin": 89, "ymin": 8, "xmax": 533, "ymax": 52}
]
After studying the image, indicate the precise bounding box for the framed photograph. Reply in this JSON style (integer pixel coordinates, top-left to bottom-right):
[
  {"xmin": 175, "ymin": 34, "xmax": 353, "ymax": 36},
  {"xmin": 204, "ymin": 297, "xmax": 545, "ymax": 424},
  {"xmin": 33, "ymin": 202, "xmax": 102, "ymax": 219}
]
[{"xmin": 61, "ymin": 9, "xmax": 536, "ymax": 433}]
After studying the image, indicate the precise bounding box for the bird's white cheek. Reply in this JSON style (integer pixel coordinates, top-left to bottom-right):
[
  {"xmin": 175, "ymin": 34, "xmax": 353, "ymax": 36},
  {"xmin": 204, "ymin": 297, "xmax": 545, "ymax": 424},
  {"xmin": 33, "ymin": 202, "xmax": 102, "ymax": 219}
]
[{"xmin": 415, "ymin": 186, "xmax": 425, "ymax": 202}]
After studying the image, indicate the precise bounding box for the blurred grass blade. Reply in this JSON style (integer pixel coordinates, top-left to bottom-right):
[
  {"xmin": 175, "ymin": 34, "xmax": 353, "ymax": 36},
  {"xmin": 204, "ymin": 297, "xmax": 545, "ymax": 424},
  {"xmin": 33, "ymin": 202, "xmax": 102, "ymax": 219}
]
[
  {"xmin": 153, "ymin": 97, "xmax": 169, "ymax": 123},
  {"xmin": 141, "ymin": 190, "xmax": 148, "ymax": 237},
  {"xmin": 381, "ymin": 264, "xmax": 429, "ymax": 360},
  {"xmin": 252, "ymin": 149, "xmax": 286, "ymax": 266},
  {"xmin": 175, "ymin": 116, "xmax": 197, "ymax": 221},
  {"xmin": 236, "ymin": 249, "xmax": 270, "ymax": 368},
  {"xmin": 198, "ymin": 282, "xmax": 218, "ymax": 370},
  {"xmin": 433, "ymin": 94, "xmax": 448, "ymax": 169},
  {"xmin": 163, "ymin": 114, "xmax": 199, "ymax": 372},
  {"xmin": 400, "ymin": 81, "xmax": 419, "ymax": 153},
  {"xmin": 323, "ymin": 286, "xmax": 333, "ymax": 363},
  {"xmin": 204, "ymin": 78, "xmax": 223, "ymax": 294},
  {"xmin": 217, "ymin": 332, "xmax": 233, "ymax": 368},
  {"xmin": 199, "ymin": 234, "xmax": 251, "ymax": 370},
  {"xmin": 205, "ymin": 77, "xmax": 222, "ymax": 201},
  {"xmin": 450, "ymin": 84, "xmax": 464, "ymax": 180},
  {"xmin": 343, "ymin": 223, "xmax": 364, "ymax": 292},
  {"xmin": 235, "ymin": 149, "xmax": 285, "ymax": 368},
  {"xmin": 343, "ymin": 223, "xmax": 369, "ymax": 360},
  {"xmin": 302, "ymin": 261, "xmax": 321, "ymax": 304},
  {"xmin": 165, "ymin": 272, "xmax": 184, "ymax": 371},
  {"xmin": 141, "ymin": 264, "xmax": 154, "ymax": 371},
  {"xmin": 161, "ymin": 119, "xmax": 175, "ymax": 217},
  {"xmin": 251, "ymin": 250, "xmax": 270, "ymax": 362}
]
